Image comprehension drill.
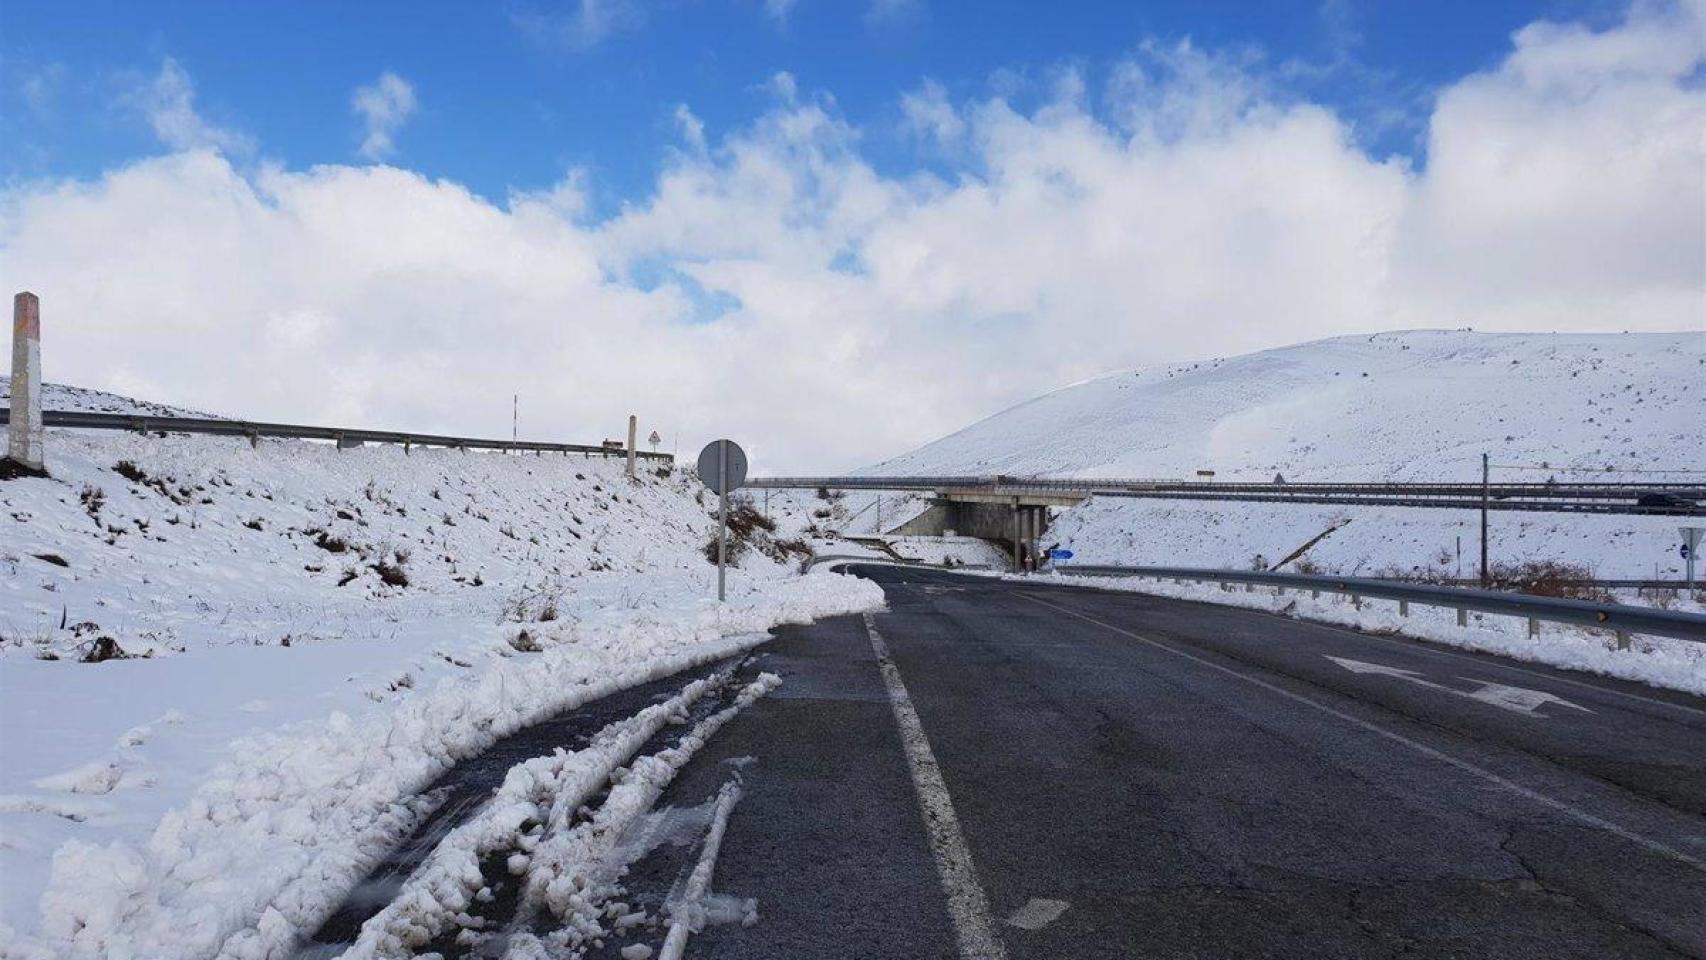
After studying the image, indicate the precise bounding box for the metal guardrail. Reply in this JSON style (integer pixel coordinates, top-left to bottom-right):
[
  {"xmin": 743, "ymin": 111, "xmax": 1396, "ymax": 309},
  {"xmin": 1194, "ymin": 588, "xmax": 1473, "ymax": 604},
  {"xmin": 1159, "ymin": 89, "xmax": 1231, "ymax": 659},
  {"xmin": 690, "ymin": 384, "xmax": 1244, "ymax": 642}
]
[
  {"xmin": 802, "ymin": 553, "xmax": 926, "ymax": 572},
  {"xmin": 1053, "ymin": 565, "xmax": 1706, "ymax": 644},
  {"xmin": 0, "ymin": 408, "xmax": 674, "ymax": 461},
  {"xmin": 745, "ymin": 475, "xmax": 1704, "ymax": 516}
]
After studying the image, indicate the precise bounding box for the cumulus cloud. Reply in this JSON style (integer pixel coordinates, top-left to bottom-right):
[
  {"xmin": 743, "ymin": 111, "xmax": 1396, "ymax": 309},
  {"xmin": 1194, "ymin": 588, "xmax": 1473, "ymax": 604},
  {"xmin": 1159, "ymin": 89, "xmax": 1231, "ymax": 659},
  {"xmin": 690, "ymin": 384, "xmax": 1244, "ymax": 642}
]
[
  {"xmin": 121, "ymin": 58, "xmax": 252, "ymax": 154},
  {"xmin": 3, "ymin": 2, "xmax": 1701, "ymax": 472},
  {"xmin": 514, "ymin": 0, "xmax": 647, "ymax": 51},
  {"xmin": 900, "ymin": 79, "xmax": 965, "ymax": 145},
  {"xmin": 351, "ymin": 72, "xmax": 417, "ymax": 160}
]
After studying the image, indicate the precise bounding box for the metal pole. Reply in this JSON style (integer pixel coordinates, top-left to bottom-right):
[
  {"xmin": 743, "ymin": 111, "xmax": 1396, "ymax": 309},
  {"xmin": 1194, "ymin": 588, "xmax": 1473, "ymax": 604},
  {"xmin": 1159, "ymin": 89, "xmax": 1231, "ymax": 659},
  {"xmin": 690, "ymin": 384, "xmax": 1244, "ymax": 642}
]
[
  {"xmin": 717, "ymin": 441, "xmax": 728, "ymax": 602},
  {"xmin": 1480, "ymin": 452, "xmax": 1490, "ymax": 588}
]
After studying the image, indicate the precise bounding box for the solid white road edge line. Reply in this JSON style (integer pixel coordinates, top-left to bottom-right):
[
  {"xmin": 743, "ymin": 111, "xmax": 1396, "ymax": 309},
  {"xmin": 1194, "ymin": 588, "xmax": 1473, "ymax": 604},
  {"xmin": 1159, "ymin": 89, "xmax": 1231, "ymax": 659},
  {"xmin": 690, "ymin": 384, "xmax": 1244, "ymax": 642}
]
[
  {"xmin": 1019, "ymin": 593, "xmax": 1706, "ymax": 874},
  {"xmin": 862, "ymin": 611, "xmax": 1010, "ymax": 960}
]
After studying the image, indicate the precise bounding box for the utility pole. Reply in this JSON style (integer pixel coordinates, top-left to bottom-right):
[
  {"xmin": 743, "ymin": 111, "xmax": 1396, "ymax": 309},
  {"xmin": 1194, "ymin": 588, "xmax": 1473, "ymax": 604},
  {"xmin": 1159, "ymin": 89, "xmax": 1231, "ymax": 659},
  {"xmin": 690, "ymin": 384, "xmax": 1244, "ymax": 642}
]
[
  {"xmin": 512, "ymin": 394, "xmax": 518, "ymax": 444},
  {"xmin": 1479, "ymin": 452, "xmax": 1490, "ymax": 588}
]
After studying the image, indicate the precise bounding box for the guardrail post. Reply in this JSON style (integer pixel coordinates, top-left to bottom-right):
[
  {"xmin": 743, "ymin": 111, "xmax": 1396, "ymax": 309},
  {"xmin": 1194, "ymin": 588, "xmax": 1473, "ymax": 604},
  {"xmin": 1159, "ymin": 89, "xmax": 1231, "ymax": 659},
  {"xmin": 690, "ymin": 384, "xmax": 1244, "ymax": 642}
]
[
  {"xmin": 7, "ymin": 291, "xmax": 45, "ymax": 475},
  {"xmin": 1351, "ymin": 594, "xmax": 1361, "ymax": 610},
  {"xmin": 1615, "ymin": 631, "xmax": 1630, "ymax": 650},
  {"xmin": 1457, "ymin": 608, "xmax": 1467, "ymax": 627},
  {"xmin": 1527, "ymin": 617, "xmax": 1539, "ymax": 638},
  {"xmin": 1398, "ymin": 599, "xmax": 1408, "ymax": 617}
]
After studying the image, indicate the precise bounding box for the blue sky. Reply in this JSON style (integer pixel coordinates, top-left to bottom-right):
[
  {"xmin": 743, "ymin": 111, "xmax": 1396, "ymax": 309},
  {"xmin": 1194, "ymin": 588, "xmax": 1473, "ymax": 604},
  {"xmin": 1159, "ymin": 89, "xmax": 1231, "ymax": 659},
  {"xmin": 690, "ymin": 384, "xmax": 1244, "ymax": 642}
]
[
  {"xmin": 2, "ymin": 0, "xmax": 1620, "ymax": 211},
  {"xmin": 0, "ymin": 0, "xmax": 1698, "ymax": 471}
]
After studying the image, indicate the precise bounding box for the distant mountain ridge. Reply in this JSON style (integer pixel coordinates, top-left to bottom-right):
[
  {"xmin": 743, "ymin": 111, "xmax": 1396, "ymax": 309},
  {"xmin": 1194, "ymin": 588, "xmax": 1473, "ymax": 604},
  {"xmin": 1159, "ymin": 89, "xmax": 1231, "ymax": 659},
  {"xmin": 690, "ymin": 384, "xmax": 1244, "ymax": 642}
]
[{"xmin": 863, "ymin": 330, "xmax": 1704, "ymax": 482}]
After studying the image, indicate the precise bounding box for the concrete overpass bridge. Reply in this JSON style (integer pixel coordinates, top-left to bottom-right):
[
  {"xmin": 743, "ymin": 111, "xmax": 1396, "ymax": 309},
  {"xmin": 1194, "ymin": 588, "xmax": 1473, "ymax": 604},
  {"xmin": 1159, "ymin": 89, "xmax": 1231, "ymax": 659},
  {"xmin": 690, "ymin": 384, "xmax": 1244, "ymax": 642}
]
[{"xmin": 745, "ymin": 474, "xmax": 1706, "ymax": 571}]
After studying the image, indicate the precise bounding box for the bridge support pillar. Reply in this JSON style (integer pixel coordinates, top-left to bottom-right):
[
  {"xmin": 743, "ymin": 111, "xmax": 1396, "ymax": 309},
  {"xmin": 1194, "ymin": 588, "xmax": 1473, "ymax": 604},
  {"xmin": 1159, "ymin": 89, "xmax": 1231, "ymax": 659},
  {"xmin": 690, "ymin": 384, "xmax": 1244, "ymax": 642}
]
[{"xmin": 1010, "ymin": 500, "xmax": 1021, "ymax": 573}]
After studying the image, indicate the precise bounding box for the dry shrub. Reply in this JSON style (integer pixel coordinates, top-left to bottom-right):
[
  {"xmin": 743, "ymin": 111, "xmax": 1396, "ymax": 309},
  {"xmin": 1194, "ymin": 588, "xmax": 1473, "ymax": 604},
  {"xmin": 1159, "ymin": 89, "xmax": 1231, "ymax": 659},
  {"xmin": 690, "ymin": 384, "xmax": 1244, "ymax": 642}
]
[{"xmin": 1485, "ymin": 561, "xmax": 1609, "ymax": 601}]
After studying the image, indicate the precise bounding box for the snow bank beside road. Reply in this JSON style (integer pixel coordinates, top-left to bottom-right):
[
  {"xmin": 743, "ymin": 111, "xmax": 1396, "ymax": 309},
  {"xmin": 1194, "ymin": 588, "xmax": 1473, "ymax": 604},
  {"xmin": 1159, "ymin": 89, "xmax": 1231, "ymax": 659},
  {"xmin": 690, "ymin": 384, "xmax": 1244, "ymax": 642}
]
[
  {"xmin": 0, "ymin": 411, "xmax": 882, "ymax": 958},
  {"xmin": 2, "ymin": 570, "xmax": 878, "ymax": 960}
]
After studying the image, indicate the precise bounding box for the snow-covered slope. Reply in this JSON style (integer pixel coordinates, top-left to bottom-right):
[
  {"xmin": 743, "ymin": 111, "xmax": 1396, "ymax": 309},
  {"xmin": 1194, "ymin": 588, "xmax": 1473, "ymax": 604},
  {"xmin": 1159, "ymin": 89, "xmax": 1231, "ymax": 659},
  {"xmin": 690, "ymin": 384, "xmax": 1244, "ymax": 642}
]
[
  {"xmin": 866, "ymin": 330, "xmax": 1703, "ymax": 481},
  {"xmin": 1, "ymin": 378, "xmax": 219, "ymax": 418},
  {"xmin": 0, "ymin": 392, "xmax": 880, "ymax": 958}
]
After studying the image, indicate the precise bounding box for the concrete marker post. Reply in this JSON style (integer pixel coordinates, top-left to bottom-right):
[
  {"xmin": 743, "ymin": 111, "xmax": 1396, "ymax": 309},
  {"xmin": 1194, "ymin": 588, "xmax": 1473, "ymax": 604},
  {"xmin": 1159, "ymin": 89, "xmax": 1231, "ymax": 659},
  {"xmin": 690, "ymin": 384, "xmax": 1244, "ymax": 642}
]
[
  {"xmin": 626, "ymin": 414, "xmax": 638, "ymax": 479},
  {"xmin": 7, "ymin": 292, "xmax": 44, "ymax": 474},
  {"xmin": 7, "ymin": 291, "xmax": 45, "ymax": 474}
]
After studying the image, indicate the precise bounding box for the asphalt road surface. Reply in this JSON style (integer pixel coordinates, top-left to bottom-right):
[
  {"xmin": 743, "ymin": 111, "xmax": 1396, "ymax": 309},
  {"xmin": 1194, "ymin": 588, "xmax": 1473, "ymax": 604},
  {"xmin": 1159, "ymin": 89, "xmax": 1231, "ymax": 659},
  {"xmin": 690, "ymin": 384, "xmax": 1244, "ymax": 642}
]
[{"xmin": 631, "ymin": 564, "xmax": 1706, "ymax": 959}]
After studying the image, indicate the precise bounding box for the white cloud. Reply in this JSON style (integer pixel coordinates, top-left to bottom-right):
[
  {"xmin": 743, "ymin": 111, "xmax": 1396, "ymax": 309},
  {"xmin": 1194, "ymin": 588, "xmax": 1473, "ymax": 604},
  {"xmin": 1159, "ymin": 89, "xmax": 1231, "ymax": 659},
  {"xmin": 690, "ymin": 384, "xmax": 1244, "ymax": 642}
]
[
  {"xmin": 764, "ymin": 0, "xmax": 798, "ymax": 24},
  {"xmin": 867, "ymin": 0, "xmax": 923, "ymax": 30},
  {"xmin": 351, "ymin": 72, "xmax": 417, "ymax": 160},
  {"xmin": 3, "ymin": 3, "xmax": 1701, "ymax": 473},
  {"xmin": 515, "ymin": 0, "xmax": 647, "ymax": 51},
  {"xmin": 674, "ymin": 104, "xmax": 708, "ymax": 153},
  {"xmin": 901, "ymin": 79, "xmax": 965, "ymax": 144},
  {"xmin": 121, "ymin": 58, "xmax": 252, "ymax": 154}
]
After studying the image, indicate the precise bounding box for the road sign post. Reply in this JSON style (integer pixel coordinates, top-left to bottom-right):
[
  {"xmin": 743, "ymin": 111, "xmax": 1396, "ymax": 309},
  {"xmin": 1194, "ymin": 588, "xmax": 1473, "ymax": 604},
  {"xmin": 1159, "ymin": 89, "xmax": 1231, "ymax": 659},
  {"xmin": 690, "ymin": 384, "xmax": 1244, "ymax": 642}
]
[
  {"xmin": 697, "ymin": 440, "xmax": 748, "ymax": 602},
  {"xmin": 1682, "ymin": 526, "xmax": 1703, "ymax": 593}
]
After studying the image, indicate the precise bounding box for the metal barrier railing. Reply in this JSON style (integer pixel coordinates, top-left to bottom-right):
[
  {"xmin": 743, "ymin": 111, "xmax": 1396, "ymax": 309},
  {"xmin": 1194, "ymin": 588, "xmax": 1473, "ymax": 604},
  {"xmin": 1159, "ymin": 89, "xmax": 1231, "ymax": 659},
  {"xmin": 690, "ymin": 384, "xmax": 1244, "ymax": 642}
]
[
  {"xmin": 1054, "ymin": 565, "xmax": 1706, "ymax": 644},
  {"xmin": 744, "ymin": 475, "xmax": 1703, "ymax": 516},
  {"xmin": 0, "ymin": 408, "xmax": 674, "ymax": 461}
]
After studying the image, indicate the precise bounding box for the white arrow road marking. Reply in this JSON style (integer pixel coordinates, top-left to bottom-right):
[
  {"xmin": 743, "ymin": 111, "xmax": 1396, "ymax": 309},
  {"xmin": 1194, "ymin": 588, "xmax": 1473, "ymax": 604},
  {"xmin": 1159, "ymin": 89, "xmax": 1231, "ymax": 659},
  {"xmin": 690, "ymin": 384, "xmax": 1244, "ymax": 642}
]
[
  {"xmin": 1325, "ymin": 656, "xmax": 1592, "ymax": 717},
  {"xmin": 1459, "ymin": 680, "xmax": 1592, "ymax": 716}
]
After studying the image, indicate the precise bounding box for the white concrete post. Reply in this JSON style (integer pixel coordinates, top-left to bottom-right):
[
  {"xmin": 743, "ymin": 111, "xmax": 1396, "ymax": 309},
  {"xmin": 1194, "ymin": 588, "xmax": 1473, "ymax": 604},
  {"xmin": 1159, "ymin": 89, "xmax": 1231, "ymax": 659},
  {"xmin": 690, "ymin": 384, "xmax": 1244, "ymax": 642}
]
[
  {"xmin": 7, "ymin": 292, "xmax": 44, "ymax": 474},
  {"xmin": 626, "ymin": 414, "xmax": 638, "ymax": 479}
]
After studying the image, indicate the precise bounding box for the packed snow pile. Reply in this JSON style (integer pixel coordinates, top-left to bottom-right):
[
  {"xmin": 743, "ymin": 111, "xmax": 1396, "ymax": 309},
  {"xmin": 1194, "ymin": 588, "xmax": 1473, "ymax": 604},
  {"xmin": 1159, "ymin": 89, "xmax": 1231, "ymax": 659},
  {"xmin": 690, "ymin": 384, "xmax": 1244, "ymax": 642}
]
[
  {"xmin": 0, "ymin": 387, "xmax": 883, "ymax": 958},
  {"xmin": 866, "ymin": 330, "xmax": 1703, "ymax": 480}
]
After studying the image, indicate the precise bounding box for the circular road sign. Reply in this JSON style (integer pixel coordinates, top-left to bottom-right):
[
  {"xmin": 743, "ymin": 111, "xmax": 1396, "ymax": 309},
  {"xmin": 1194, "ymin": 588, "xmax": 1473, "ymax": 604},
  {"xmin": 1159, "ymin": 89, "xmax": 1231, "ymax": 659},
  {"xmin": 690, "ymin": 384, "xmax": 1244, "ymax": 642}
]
[{"xmin": 696, "ymin": 440, "xmax": 748, "ymax": 495}]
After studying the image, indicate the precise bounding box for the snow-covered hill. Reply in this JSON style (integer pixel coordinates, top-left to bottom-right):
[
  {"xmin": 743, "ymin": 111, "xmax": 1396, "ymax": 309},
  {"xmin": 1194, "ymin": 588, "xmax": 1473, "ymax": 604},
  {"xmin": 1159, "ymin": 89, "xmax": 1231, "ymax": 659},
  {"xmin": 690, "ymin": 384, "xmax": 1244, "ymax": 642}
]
[
  {"xmin": 866, "ymin": 330, "xmax": 1703, "ymax": 481},
  {"xmin": 855, "ymin": 330, "xmax": 1704, "ymax": 580},
  {"xmin": 0, "ymin": 393, "xmax": 880, "ymax": 957},
  {"xmin": 1, "ymin": 378, "xmax": 220, "ymax": 418}
]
